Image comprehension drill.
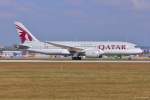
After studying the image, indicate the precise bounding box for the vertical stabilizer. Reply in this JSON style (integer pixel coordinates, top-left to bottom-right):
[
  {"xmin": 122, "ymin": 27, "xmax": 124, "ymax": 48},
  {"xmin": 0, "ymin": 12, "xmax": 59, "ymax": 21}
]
[{"xmin": 14, "ymin": 21, "xmax": 39, "ymax": 43}]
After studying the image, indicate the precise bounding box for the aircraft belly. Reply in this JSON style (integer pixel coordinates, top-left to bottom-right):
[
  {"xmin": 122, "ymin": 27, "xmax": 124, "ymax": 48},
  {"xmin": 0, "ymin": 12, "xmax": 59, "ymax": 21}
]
[{"xmin": 28, "ymin": 48, "xmax": 70, "ymax": 55}]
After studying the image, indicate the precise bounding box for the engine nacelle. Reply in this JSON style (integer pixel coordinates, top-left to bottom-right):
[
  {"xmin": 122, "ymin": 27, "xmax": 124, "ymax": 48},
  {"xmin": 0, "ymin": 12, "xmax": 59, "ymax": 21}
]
[{"xmin": 84, "ymin": 49, "xmax": 104, "ymax": 58}]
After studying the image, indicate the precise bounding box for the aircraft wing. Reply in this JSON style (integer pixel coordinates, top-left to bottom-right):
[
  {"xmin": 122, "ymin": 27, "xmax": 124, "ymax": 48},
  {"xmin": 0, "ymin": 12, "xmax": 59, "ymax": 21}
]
[{"xmin": 46, "ymin": 42, "xmax": 83, "ymax": 52}]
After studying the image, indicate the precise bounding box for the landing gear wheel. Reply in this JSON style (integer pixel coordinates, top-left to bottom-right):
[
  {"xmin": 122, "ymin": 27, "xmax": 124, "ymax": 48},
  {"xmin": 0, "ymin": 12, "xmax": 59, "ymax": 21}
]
[{"xmin": 72, "ymin": 57, "xmax": 81, "ymax": 60}]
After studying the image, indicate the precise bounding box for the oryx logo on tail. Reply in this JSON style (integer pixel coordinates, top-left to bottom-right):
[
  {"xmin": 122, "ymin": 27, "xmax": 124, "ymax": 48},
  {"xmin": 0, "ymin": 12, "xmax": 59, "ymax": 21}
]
[
  {"xmin": 15, "ymin": 21, "xmax": 39, "ymax": 44},
  {"xmin": 15, "ymin": 25, "xmax": 32, "ymax": 43}
]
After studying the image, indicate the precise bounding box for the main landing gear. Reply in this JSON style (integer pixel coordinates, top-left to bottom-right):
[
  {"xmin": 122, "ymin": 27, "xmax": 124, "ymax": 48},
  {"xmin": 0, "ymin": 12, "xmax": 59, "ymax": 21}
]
[{"xmin": 72, "ymin": 56, "xmax": 82, "ymax": 60}]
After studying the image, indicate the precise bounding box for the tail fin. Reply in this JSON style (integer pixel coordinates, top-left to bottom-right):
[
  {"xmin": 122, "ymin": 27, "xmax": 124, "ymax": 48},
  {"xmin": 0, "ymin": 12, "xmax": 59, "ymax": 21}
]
[{"xmin": 14, "ymin": 21, "xmax": 39, "ymax": 44}]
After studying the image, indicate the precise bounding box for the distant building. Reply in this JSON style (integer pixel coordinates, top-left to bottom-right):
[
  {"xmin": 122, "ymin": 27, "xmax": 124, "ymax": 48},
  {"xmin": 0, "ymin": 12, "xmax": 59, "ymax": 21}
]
[
  {"xmin": 140, "ymin": 46, "xmax": 150, "ymax": 54},
  {"xmin": 0, "ymin": 51, "xmax": 23, "ymax": 59}
]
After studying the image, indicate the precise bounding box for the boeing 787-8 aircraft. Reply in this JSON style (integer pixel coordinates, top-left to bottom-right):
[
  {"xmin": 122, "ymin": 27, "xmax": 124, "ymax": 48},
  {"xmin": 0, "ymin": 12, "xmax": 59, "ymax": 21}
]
[{"xmin": 15, "ymin": 21, "xmax": 143, "ymax": 60}]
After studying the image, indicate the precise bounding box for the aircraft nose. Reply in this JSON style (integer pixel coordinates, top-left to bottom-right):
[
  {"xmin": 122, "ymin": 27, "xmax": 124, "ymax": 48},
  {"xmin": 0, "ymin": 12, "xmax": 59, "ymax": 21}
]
[{"xmin": 137, "ymin": 48, "xmax": 143, "ymax": 54}]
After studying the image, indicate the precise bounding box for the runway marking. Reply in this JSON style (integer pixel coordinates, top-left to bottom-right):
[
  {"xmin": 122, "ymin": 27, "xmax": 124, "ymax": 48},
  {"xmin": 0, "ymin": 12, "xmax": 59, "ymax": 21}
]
[{"xmin": 0, "ymin": 60, "xmax": 150, "ymax": 63}]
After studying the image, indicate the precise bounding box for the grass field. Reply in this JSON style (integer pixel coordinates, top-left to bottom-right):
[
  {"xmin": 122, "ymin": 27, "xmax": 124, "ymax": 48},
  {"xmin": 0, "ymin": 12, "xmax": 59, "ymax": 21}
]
[{"xmin": 0, "ymin": 62, "xmax": 150, "ymax": 100}]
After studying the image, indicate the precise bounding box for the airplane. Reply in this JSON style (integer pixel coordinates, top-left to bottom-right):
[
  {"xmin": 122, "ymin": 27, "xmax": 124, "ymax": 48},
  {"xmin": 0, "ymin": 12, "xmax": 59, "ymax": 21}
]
[{"xmin": 14, "ymin": 21, "xmax": 143, "ymax": 60}]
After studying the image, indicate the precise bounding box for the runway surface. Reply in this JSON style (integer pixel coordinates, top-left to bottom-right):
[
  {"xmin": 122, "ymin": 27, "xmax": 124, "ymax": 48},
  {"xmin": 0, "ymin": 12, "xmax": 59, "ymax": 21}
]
[{"xmin": 0, "ymin": 60, "xmax": 150, "ymax": 63}]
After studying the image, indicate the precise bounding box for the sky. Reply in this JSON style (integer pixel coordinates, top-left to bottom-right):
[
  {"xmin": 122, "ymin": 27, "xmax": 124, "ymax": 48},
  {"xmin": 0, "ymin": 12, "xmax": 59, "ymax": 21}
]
[{"xmin": 0, "ymin": 0, "xmax": 150, "ymax": 46}]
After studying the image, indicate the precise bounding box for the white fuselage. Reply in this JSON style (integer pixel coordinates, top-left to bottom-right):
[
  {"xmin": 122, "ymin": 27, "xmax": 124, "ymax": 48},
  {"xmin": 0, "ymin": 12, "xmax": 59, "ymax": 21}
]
[{"xmin": 22, "ymin": 41, "xmax": 143, "ymax": 56}]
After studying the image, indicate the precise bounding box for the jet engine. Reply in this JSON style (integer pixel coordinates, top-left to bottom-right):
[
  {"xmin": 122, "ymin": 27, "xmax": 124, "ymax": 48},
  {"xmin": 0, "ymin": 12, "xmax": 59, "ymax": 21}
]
[{"xmin": 84, "ymin": 49, "xmax": 104, "ymax": 58}]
